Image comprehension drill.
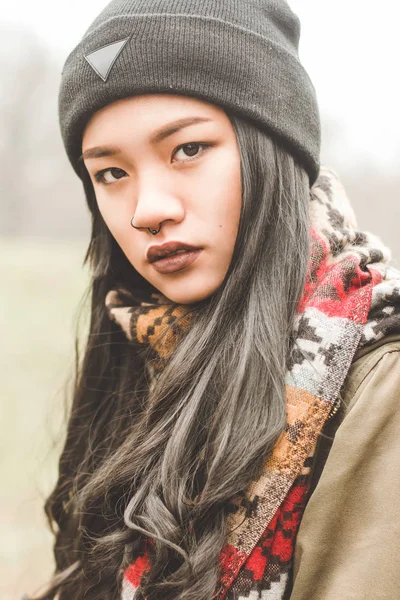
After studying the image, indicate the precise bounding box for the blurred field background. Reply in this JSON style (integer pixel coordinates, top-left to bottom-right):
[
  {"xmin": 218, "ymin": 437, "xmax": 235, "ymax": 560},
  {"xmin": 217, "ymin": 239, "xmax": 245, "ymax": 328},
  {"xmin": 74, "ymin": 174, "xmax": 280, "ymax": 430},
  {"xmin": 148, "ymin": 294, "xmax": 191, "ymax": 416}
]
[
  {"xmin": 1, "ymin": 0, "xmax": 399, "ymax": 598},
  {"xmin": 0, "ymin": 238, "xmax": 89, "ymax": 598}
]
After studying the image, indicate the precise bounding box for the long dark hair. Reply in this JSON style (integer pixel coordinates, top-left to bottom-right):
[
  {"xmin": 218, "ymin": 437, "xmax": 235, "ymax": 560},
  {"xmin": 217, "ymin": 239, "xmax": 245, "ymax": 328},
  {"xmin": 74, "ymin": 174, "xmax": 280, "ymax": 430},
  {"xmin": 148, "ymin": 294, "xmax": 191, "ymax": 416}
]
[{"xmin": 30, "ymin": 114, "xmax": 311, "ymax": 600}]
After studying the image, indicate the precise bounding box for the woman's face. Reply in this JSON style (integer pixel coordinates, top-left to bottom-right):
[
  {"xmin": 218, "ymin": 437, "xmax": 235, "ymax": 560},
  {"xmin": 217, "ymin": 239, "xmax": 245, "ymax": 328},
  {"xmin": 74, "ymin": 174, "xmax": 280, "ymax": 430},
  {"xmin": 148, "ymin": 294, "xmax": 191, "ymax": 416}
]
[{"xmin": 82, "ymin": 94, "xmax": 242, "ymax": 304}]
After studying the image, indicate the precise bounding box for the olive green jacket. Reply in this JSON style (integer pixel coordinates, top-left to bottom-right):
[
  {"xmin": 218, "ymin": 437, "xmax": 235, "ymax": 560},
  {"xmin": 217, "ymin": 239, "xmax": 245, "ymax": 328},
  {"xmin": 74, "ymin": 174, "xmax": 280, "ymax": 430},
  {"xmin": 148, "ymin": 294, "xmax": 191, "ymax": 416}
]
[{"xmin": 291, "ymin": 335, "xmax": 400, "ymax": 600}]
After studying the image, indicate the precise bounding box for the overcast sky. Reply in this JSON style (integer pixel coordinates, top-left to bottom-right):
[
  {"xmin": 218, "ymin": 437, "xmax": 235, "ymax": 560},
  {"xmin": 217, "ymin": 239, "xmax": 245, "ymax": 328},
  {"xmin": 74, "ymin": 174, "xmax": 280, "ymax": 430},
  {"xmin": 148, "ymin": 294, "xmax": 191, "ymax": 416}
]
[{"xmin": 2, "ymin": 0, "xmax": 399, "ymax": 170}]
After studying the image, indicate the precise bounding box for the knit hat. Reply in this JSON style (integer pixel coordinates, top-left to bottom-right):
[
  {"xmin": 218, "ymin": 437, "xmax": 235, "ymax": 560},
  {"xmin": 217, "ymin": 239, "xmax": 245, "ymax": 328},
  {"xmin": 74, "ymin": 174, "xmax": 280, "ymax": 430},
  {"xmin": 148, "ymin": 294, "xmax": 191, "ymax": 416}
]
[{"xmin": 58, "ymin": 0, "xmax": 321, "ymax": 185}]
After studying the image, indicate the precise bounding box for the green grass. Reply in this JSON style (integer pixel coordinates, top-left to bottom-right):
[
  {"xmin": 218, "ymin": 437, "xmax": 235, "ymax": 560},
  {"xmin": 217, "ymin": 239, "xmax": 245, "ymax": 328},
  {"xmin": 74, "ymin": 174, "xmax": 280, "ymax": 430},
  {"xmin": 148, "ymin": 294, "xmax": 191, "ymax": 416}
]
[{"xmin": 0, "ymin": 236, "xmax": 89, "ymax": 599}]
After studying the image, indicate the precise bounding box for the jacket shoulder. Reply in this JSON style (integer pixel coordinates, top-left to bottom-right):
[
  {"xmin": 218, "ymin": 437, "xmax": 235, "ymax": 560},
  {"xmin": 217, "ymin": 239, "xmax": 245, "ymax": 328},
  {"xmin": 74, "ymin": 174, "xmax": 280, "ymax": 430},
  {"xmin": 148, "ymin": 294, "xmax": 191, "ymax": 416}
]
[
  {"xmin": 306, "ymin": 333, "xmax": 400, "ymax": 511},
  {"xmin": 291, "ymin": 334, "xmax": 400, "ymax": 599},
  {"xmin": 341, "ymin": 333, "xmax": 400, "ymax": 415}
]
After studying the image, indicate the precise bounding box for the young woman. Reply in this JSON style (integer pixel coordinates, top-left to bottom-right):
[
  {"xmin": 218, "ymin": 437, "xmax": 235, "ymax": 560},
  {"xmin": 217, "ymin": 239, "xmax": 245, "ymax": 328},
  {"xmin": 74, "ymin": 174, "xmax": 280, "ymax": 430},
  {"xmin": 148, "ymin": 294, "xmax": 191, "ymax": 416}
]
[{"xmin": 27, "ymin": 1, "xmax": 400, "ymax": 599}]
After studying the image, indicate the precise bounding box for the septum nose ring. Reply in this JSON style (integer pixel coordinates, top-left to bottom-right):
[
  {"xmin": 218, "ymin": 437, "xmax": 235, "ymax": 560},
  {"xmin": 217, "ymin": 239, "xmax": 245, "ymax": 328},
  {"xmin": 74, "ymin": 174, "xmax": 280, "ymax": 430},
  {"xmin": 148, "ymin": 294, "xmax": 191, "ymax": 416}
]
[{"xmin": 130, "ymin": 215, "xmax": 162, "ymax": 235}]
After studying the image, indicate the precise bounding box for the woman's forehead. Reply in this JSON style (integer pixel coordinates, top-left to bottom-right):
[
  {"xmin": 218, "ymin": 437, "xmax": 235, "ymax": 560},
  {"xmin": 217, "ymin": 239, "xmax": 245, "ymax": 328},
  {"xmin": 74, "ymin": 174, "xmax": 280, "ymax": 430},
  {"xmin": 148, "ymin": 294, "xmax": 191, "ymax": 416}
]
[{"xmin": 82, "ymin": 94, "xmax": 229, "ymax": 148}]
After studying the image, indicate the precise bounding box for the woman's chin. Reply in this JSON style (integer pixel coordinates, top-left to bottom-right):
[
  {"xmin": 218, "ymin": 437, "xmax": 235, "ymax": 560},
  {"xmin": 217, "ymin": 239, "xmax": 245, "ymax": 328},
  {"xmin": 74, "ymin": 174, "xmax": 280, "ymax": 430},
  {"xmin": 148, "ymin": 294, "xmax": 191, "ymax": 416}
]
[{"xmin": 152, "ymin": 275, "xmax": 222, "ymax": 305}]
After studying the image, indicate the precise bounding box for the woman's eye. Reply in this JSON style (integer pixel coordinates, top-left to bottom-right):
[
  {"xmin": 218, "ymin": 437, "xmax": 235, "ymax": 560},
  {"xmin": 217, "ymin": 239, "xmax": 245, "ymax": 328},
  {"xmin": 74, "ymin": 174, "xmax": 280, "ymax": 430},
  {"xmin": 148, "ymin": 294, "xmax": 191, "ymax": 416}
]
[
  {"xmin": 93, "ymin": 143, "xmax": 211, "ymax": 185},
  {"xmin": 94, "ymin": 167, "xmax": 127, "ymax": 185},
  {"xmin": 172, "ymin": 142, "xmax": 211, "ymax": 163}
]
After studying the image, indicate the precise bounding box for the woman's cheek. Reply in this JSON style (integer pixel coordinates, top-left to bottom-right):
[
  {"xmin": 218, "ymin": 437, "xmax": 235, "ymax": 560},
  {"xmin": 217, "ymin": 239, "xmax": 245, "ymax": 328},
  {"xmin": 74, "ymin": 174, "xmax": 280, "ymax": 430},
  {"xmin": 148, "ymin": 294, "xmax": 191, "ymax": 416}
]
[{"xmin": 97, "ymin": 198, "xmax": 124, "ymax": 231}]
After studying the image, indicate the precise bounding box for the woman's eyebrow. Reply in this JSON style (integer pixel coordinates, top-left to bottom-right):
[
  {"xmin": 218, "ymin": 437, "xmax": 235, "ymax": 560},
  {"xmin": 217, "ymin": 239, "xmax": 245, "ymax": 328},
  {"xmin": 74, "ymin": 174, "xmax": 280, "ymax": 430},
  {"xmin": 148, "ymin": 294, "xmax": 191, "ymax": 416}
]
[{"xmin": 79, "ymin": 116, "xmax": 213, "ymax": 162}]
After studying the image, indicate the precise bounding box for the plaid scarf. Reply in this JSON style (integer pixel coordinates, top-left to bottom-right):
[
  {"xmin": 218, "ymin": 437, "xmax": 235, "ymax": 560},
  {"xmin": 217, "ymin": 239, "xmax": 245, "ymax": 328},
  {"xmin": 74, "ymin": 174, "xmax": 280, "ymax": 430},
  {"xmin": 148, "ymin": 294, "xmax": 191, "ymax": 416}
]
[{"xmin": 105, "ymin": 166, "xmax": 400, "ymax": 600}]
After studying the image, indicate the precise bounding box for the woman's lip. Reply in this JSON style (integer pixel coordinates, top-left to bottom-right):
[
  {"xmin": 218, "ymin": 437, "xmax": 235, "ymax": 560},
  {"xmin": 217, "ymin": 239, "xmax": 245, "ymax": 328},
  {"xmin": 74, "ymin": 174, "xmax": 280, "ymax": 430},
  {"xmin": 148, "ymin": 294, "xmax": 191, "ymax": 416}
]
[
  {"xmin": 150, "ymin": 249, "xmax": 202, "ymax": 274},
  {"xmin": 147, "ymin": 241, "xmax": 201, "ymax": 263}
]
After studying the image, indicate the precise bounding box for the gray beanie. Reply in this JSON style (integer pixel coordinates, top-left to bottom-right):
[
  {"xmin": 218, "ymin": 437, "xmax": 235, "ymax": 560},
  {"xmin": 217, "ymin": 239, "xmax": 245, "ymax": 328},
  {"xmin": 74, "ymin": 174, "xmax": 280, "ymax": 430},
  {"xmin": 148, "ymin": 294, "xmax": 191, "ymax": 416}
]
[{"xmin": 58, "ymin": 0, "xmax": 321, "ymax": 185}]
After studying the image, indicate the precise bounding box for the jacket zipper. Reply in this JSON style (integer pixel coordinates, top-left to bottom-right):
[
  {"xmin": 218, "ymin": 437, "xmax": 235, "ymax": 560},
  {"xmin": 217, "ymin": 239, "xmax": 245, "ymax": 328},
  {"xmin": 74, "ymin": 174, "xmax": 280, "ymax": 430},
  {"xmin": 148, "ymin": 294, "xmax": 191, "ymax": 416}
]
[{"xmin": 327, "ymin": 395, "xmax": 342, "ymax": 420}]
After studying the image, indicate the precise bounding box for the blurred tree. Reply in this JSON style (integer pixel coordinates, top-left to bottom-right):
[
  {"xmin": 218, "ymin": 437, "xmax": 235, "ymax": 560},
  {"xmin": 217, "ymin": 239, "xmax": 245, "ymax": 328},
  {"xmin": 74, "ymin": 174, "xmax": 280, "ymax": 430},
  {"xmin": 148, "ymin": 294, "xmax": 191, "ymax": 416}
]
[
  {"xmin": 0, "ymin": 25, "xmax": 89, "ymax": 239},
  {"xmin": 321, "ymin": 116, "xmax": 400, "ymax": 263}
]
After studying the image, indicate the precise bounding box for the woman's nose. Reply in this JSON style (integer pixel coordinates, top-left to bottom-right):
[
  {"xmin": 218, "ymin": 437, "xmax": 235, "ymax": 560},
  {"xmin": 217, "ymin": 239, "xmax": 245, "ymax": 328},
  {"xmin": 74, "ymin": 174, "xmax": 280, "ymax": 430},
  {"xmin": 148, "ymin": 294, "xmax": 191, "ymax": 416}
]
[{"xmin": 131, "ymin": 182, "xmax": 185, "ymax": 232}]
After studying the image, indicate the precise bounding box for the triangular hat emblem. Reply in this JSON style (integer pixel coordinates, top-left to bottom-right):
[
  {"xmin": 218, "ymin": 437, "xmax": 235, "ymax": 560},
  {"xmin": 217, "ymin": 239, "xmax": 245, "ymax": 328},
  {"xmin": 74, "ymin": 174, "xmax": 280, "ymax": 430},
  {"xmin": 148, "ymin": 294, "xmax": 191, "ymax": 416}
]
[{"xmin": 84, "ymin": 37, "xmax": 129, "ymax": 82}]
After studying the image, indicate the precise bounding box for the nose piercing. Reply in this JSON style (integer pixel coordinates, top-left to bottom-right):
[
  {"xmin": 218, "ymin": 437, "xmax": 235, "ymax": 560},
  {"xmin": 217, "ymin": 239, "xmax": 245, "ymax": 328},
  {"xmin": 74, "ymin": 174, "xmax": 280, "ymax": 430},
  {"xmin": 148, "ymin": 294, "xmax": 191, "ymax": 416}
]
[
  {"xmin": 130, "ymin": 216, "xmax": 162, "ymax": 235},
  {"xmin": 148, "ymin": 225, "xmax": 162, "ymax": 235}
]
